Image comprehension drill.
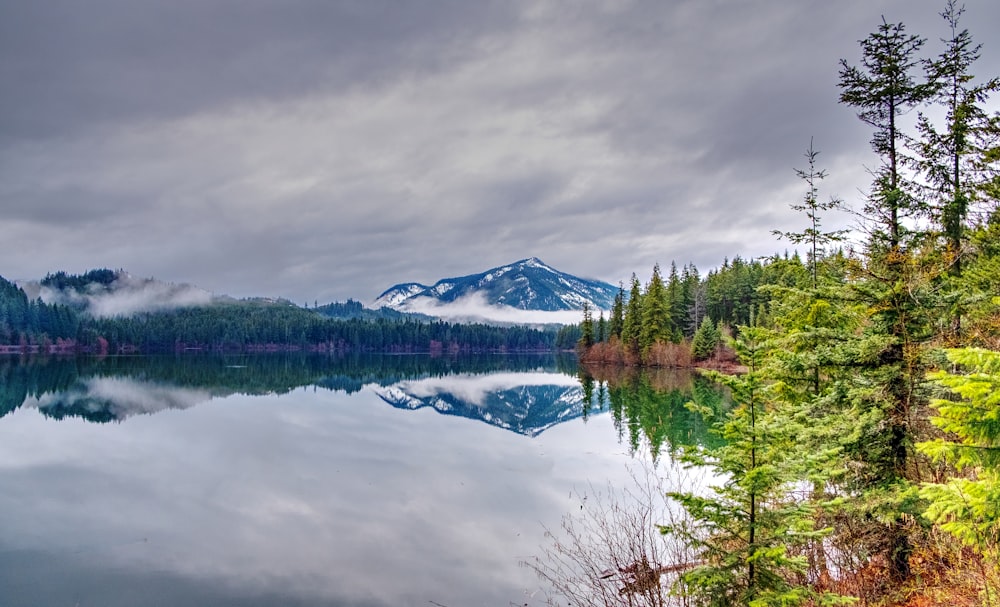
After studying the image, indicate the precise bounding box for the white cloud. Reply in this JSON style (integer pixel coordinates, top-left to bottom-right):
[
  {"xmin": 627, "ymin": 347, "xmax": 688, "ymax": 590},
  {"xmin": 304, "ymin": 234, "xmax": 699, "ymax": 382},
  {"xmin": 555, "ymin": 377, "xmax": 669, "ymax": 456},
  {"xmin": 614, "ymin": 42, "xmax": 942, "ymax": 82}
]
[
  {"xmin": 29, "ymin": 273, "xmax": 213, "ymax": 318},
  {"xmin": 27, "ymin": 377, "xmax": 212, "ymax": 418},
  {"xmin": 394, "ymin": 292, "xmax": 595, "ymax": 325},
  {"xmin": 387, "ymin": 371, "xmax": 581, "ymax": 407}
]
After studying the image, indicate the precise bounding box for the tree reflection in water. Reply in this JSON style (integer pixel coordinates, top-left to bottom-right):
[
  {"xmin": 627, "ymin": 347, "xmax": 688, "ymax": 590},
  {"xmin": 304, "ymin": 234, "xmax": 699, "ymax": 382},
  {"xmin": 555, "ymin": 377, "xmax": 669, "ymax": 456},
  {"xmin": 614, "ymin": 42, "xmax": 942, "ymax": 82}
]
[{"xmin": 578, "ymin": 364, "xmax": 728, "ymax": 460}]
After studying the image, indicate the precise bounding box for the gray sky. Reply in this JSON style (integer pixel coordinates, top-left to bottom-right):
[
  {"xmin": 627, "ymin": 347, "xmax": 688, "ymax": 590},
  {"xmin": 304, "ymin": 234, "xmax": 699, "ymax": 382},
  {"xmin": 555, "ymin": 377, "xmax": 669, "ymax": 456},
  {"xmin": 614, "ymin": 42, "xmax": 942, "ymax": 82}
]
[{"xmin": 2, "ymin": 0, "xmax": 998, "ymax": 304}]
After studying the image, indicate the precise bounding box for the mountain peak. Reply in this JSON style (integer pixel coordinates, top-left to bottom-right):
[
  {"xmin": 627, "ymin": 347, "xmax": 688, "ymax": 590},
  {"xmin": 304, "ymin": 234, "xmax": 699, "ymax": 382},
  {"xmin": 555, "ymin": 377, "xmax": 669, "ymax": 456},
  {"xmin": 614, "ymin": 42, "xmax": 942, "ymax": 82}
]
[
  {"xmin": 372, "ymin": 258, "xmax": 616, "ymax": 313},
  {"xmin": 515, "ymin": 257, "xmax": 553, "ymax": 270}
]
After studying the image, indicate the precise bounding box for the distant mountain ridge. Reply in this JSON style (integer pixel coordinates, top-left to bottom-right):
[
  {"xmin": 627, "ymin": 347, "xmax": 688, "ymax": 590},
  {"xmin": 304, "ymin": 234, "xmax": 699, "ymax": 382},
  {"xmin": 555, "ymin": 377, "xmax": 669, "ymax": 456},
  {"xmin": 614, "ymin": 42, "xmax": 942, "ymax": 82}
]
[{"xmin": 373, "ymin": 257, "xmax": 617, "ymax": 312}]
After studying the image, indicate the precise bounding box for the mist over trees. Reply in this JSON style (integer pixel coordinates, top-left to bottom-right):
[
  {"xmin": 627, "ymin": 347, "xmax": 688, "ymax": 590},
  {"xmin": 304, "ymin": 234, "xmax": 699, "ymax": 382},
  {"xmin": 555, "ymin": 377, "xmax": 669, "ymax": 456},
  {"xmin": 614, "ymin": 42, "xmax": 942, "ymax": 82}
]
[{"xmin": 0, "ymin": 273, "xmax": 559, "ymax": 354}]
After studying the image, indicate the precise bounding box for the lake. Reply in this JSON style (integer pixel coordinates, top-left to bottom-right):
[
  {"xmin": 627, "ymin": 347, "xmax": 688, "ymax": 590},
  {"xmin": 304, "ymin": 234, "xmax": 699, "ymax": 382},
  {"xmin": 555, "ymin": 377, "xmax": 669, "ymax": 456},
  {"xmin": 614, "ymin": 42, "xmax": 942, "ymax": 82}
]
[{"xmin": 0, "ymin": 354, "xmax": 724, "ymax": 607}]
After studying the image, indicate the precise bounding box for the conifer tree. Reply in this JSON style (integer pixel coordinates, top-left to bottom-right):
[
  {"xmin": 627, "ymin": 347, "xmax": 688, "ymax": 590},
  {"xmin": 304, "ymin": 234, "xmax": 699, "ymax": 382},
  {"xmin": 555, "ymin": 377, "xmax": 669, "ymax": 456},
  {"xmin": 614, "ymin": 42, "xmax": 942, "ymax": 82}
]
[
  {"xmin": 839, "ymin": 17, "xmax": 933, "ymax": 249},
  {"xmin": 765, "ymin": 146, "xmax": 861, "ymax": 584},
  {"xmin": 919, "ymin": 348, "xmax": 1000, "ymax": 606},
  {"xmin": 621, "ymin": 274, "xmax": 643, "ymax": 356},
  {"xmin": 691, "ymin": 316, "xmax": 720, "ymax": 362},
  {"xmin": 917, "ymin": 0, "xmax": 1000, "ymax": 276},
  {"xmin": 664, "ymin": 262, "xmax": 686, "ymax": 342},
  {"xmin": 680, "ymin": 264, "xmax": 701, "ymax": 337},
  {"xmin": 768, "ymin": 141, "xmax": 855, "ymax": 398},
  {"xmin": 773, "ymin": 139, "xmax": 845, "ymax": 289},
  {"xmin": 962, "ymin": 211, "xmax": 1000, "ymax": 347},
  {"xmin": 838, "ymin": 16, "xmax": 940, "ymax": 583},
  {"xmin": 579, "ymin": 302, "xmax": 595, "ymax": 350},
  {"xmin": 609, "ymin": 283, "xmax": 625, "ymax": 339},
  {"xmin": 640, "ymin": 264, "xmax": 670, "ymax": 354},
  {"xmin": 665, "ymin": 325, "xmax": 851, "ymax": 607}
]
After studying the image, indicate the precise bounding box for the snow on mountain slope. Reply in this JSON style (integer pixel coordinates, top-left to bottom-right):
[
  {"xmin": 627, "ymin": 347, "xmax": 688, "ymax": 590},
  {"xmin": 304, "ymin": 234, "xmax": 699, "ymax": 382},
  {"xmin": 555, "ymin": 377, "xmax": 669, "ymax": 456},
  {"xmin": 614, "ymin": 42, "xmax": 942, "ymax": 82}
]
[
  {"xmin": 372, "ymin": 257, "xmax": 616, "ymax": 313},
  {"xmin": 371, "ymin": 282, "xmax": 428, "ymax": 308}
]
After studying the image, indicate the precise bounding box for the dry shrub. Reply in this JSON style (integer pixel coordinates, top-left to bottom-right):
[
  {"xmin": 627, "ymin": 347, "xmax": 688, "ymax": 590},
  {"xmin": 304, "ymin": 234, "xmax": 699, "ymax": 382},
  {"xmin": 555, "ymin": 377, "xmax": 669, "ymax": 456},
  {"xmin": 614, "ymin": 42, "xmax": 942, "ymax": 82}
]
[
  {"xmin": 901, "ymin": 527, "xmax": 1000, "ymax": 607},
  {"xmin": 622, "ymin": 346, "xmax": 642, "ymax": 367},
  {"xmin": 696, "ymin": 341, "xmax": 740, "ymax": 371},
  {"xmin": 522, "ymin": 460, "xmax": 705, "ymax": 607},
  {"xmin": 579, "ymin": 338, "xmax": 645, "ymax": 367},
  {"xmin": 584, "ymin": 339, "xmax": 627, "ymax": 365},
  {"xmin": 814, "ymin": 513, "xmax": 1000, "ymax": 607},
  {"xmin": 643, "ymin": 342, "xmax": 693, "ymax": 368}
]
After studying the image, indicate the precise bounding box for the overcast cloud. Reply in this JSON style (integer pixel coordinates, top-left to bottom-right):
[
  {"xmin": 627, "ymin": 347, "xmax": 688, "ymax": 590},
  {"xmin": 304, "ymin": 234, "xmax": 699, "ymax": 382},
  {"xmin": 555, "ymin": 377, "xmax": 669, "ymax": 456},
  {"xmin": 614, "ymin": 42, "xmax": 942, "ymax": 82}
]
[{"xmin": 2, "ymin": 0, "xmax": 998, "ymax": 304}]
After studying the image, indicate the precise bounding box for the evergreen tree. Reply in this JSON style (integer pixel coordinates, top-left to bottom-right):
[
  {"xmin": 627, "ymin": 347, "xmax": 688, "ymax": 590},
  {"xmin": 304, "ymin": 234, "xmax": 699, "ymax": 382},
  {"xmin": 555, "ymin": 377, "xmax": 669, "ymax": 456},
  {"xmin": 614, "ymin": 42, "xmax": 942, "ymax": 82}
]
[
  {"xmin": 839, "ymin": 17, "xmax": 933, "ymax": 249},
  {"xmin": 962, "ymin": 211, "xmax": 1000, "ymax": 348},
  {"xmin": 915, "ymin": 1, "xmax": 1000, "ymax": 343},
  {"xmin": 621, "ymin": 274, "xmax": 643, "ymax": 356},
  {"xmin": 680, "ymin": 263, "xmax": 701, "ymax": 337},
  {"xmin": 691, "ymin": 316, "xmax": 720, "ymax": 361},
  {"xmin": 666, "ymin": 325, "xmax": 851, "ymax": 607},
  {"xmin": 767, "ymin": 140, "xmax": 855, "ymax": 396},
  {"xmin": 639, "ymin": 264, "xmax": 670, "ymax": 354},
  {"xmin": 665, "ymin": 261, "xmax": 685, "ymax": 342},
  {"xmin": 917, "ymin": 0, "xmax": 1000, "ymax": 277},
  {"xmin": 556, "ymin": 323, "xmax": 583, "ymax": 350},
  {"xmin": 609, "ymin": 283, "xmax": 625, "ymax": 339},
  {"xmin": 579, "ymin": 302, "xmax": 595, "ymax": 350},
  {"xmin": 838, "ymin": 15, "xmax": 940, "ymax": 583},
  {"xmin": 919, "ymin": 348, "xmax": 1000, "ymax": 606},
  {"xmin": 773, "ymin": 139, "xmax": 846, "ymax": 288}
]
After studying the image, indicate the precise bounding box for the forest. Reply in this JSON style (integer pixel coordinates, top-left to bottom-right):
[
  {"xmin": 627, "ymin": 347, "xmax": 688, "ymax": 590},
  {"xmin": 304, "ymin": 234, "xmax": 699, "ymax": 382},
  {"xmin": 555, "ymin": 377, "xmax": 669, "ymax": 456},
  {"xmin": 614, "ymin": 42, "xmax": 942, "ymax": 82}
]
[
  {"xmin": 567, "ymin": 4, "xmax": 999, "ymax": 606},
  {"xmin": 0, "ymin": 275, "xmax": 558, "ymax": 354}
]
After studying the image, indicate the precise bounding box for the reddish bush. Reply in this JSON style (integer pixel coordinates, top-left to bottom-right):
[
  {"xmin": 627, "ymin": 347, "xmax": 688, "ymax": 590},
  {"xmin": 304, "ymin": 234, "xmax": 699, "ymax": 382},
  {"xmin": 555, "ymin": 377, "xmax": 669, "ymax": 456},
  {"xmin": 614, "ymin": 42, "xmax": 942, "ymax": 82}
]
[{"xmin": 643, "ymin": 341, "xmax": 693, "ymax": 368}]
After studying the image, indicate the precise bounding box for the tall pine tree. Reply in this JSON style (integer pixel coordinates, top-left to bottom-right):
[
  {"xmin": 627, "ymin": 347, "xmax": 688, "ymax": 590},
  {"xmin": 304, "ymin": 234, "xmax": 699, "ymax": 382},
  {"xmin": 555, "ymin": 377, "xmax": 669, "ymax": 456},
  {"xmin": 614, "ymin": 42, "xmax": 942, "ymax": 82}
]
[
  {"xmin": 640, "ymin": 264, "xmax": 671, "ymax": 355},
  {"xmin": 837, "ymin": 15, "xmax": 939, "ymax": 584},
  {"xmin": 917, "ymin": 0, "xmax": 1000, "ymax": 277},
  {"xmin": 621, "ymin": 273, "xmax": 643, "ymax": 358}
]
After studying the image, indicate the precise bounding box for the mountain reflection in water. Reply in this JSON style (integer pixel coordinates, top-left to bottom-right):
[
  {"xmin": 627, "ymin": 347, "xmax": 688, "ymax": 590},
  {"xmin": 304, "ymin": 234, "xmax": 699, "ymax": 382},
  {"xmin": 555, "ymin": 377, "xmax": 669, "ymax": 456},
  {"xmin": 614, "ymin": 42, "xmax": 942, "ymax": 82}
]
[
  {"xmin": 0, "ymin": 354, "xmax": 592, "ymax": 436},
  {"xmin": 1, "ymin": 353, "xmax": 727, "ymax": 453},
  {"xmin": 0, "ymin": 353, "xmax": 727, "ymax": 607}
]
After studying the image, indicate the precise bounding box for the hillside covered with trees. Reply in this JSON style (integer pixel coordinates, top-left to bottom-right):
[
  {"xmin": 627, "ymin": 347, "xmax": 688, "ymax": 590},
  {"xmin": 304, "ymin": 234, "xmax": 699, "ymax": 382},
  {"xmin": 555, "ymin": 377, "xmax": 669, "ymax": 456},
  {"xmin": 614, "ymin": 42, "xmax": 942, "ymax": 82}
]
[{"xmin": 0, "ymin": 274, "xmax": 559, "ymax": 354}]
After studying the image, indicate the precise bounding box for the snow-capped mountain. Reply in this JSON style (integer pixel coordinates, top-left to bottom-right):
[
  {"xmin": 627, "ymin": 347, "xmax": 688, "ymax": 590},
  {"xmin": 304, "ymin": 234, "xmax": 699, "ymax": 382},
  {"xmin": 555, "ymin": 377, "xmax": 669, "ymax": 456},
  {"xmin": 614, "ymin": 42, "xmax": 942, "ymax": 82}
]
[
  {"xmin": 373, "ymin": 257, "xmax": 617, "ymax": 312},
  {"xmin": 371, "ymin": 282, "xmax": 427, "ymax": 308}
]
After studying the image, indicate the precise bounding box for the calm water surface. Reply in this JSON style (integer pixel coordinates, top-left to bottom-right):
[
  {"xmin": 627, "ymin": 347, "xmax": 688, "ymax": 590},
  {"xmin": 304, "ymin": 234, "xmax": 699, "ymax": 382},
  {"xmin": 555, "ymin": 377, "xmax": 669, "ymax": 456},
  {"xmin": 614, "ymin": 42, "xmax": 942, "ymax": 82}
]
[{"xmin": 0, "ymin": 354, "xmax": 722, "ymax": 607}]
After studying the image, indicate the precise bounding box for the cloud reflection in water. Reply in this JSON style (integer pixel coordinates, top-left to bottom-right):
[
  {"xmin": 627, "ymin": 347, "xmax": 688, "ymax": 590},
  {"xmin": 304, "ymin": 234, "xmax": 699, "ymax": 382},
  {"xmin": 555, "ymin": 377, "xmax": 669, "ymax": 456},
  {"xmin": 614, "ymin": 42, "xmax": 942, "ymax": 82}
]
[{"xmin": 0, "ymin": 361, "xmax": 632, "ymax": 607}]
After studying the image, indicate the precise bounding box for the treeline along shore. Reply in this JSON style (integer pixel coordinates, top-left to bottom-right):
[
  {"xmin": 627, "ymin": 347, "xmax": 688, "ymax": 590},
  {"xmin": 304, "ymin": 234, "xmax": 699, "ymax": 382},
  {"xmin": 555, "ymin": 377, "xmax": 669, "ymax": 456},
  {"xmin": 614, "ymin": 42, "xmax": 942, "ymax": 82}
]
[{"xmin": 0, "ymin": 275, "xmax": 559, "ymax": 354}]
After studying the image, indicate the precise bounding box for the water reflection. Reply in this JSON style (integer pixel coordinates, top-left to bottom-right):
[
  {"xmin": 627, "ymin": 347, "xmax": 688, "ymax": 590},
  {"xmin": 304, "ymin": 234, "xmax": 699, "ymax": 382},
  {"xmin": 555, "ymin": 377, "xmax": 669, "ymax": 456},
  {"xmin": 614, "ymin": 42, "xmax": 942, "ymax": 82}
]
[
  {"xmin": 0, "ymin": 354, "xmax": 583, "ymax": 433},
  {"xmin": 0, "ymin": 353, "xmax": 617, "ymax": 607},
  {"xmin": 0, "ymin": 354, "xmax": 724, "ymax": 606},
  {"xmin": 579, "ymin": 364, "xmax": 728, "ymax": 458},
  {"xmin": 374, "ymin": 372, "xmax": 584, "ymax": 436},
  {"xmin": 0, "ymin": 354, "xmax": 725, "ymax": 450}
]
